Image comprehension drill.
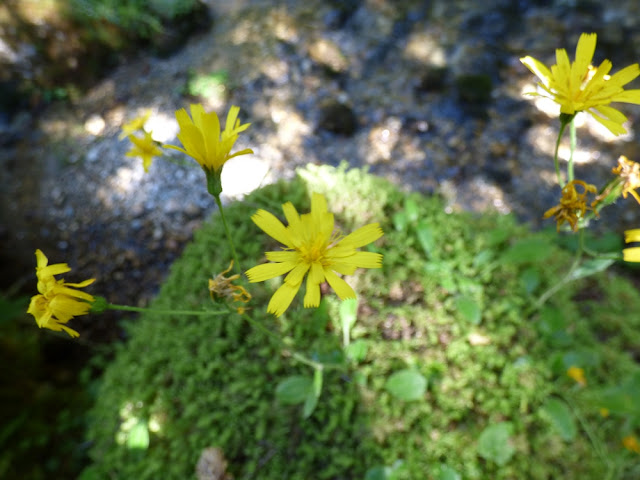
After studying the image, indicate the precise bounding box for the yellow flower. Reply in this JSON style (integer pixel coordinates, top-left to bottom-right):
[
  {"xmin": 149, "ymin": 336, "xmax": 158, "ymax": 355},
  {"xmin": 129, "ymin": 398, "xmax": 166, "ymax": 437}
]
[
  {"xmin": 208, "ymin": 261, "xmax": 251, "ymax": 305},
  {"xmin": 520, "ymin": 33, "xmax": 640, "ymax": 136},
  {"xmin": 164, "ymin": 103, "xmax": 252, "ymax": 179},
  {"xmin": 622, "ymin": 435, "xmax": 640, "ymax": 454},
  {"xmin": 126, "ymin": 131, "xmax": 162, "ymax": 172},
  {"xmin": 566, "ymin": 366, "xmax": 587, "ymax": 386},
  {"xmin": 245, "ymin": 193, "xmax": 383, "ymax": 317},
  {"xmin": 599, "ymin": 407, "xmax": 610, "ymax": 418},
  {"xmin": 119, "ymin": 110, "xmax": 151, "ymax": 139},
  {"xmin": 27, "ymin": 250, "xmax": 95, "ymax": 338},
  {"xmin": 623, "ymin": 229, "xmax": 640, "ymax": 262},
  {"xmin": 612, "ymin": 155, "xmax": 640, "ymax": 204},
  {"xmin": 543, "ymin": 179, "xmax": 597, "ymax": 231}
]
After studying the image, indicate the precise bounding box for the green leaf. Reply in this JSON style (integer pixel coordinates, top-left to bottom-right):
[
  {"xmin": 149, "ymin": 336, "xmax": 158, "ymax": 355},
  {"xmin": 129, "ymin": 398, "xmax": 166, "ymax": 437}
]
[
  {"xmin": 455, "ymin": 295, "xmax": 482, "ymax": 325},
  {"xmin": 501, "ymin": 237, "xmax": 553, "ymax": 264},
  {"xmin": 345, "ymin": 339, "xmax": 369, "ymax": 363},
  {"xmin": 435, "ymin": 464, "xmax": 462, "ymax": 480},
  {"xmin": 340, "ymin": 298, "xmax": 358, "ymax": 346},
  {"xmin": 416, "ymin": 221, "xmax": 435, "ymax": 257},
  {"xmin": 392, "ymin": 211, "xmax": 408, "ymax": 232},
  {"xmin": 519, "ymin": 267, "xmax": 540, "ymax": 294},
  {"xmin": 127, "ymin": 419, "xmax": 149, "ymax": 450},
  {"xmin": 302, "ymin": 391, "xmax": 318, "ymax": 419},
  {"xmin": 404, "ymin": 197, "xmax": 420, "ymax": 222},
  {"xmin": 568, "ymin": 258, "xmax": 615, "ymax": 281},
  {"xmin": 477, "ymin": 422, "xmax": 515, "ymax": 466},
  {"xmin": 385, "ymin": 369, "xmax": 427, "ymax": 401},
  {"xmin": 275, "ymin": 376, "xmax": 312, "ymax": 405},
  {"xmin": 365, "ymin": 466, "xmax": 388, "ymax": 480},
  {"xmin": 541, "ymin": 397, "xmax": 576, "ymax": 441}
]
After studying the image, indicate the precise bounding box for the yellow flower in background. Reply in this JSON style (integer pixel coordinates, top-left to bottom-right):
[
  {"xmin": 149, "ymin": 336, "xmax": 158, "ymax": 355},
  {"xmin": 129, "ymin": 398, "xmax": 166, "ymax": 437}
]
[
  {"xmin": 246, "ymin": 192, "xmax": 383, "ymax": 317},
  {"xmin": 599, "ymin": 407, "xmax": 610, "ymax": 418},
  {"xmin": 520, "ymin": 32, "xmax": 640, "ymax": 136},
  {"xmin": 543, "ymin": 179, "xmax": 597, "ymax": 231},
  {"xmin": 27, "ymin": 250, "xmax": 95, "ymax": 338},
  {"xmin": 623, "ymin": 229, "xmax": 640, "ymax": 262},
  {"xmin": 119, "ymin": 110, "xmax": 151, "ymax": 139},
  {"xmin": 612, "ymin": 155, "xmax": 640, "ymax": 204},
  {"xmin": 566, "ymin": 366, "xmax": 587, "ymax": 386},
  {"xmin": 126, "ymin": 131, "xmax": 162, "ymax": 172},
  {"xmin": 622, "ymin": 435, "xmax": 640, "ymax": 454},
  {"xmin": 164, "ymin": 104, "xmax": 253, "ymax": 173}
]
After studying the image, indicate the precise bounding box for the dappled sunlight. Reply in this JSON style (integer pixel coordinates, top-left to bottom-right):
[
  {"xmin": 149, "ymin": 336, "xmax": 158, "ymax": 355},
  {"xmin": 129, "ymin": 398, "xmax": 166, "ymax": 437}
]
[{"xmin": 403, "ymin": 31, "xmax": 447, "ymax": 66}]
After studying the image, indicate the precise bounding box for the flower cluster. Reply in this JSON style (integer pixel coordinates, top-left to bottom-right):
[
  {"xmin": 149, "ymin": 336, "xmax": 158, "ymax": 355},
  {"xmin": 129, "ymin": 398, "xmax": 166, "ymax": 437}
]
[{"xmin": 27, "ymin": 250, "xmax": 95, "ymax": 337}]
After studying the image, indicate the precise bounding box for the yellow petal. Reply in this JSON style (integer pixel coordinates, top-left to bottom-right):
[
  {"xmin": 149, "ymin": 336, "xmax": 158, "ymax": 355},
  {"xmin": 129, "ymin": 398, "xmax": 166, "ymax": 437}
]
[
  {"xmin": 267, "ymin": 283, "xmax": 301, "ymax": 317},
  {"xmin": 612, "ymin": 89, "xmax": 640, "ymax": 105},
  {"xmin": 338, "ymin": 223, "xmax": 384, "ymax": 248},
  {"xmin": 625, "ymin": 229, "xmax": 640, "ymax": 242},
  {"xmin": 520, "ymin": 56, "xmax": 552, "ymax": 85},
  {"xmin": 265, "ymin": 251, "xmax": 299, "ymax": 263},
  {"xmin": 284, "ymin": 262, "xmax": 310, "ymax": 286},
  {"xmin": 623, "ymin": 246, "xmax": 640, "ymax": 262},
  {"xmin": 303, "ymin": 266, "xmax": 323, "ymax": 308},
  {"xmin": 251, "ymin": 210, "xmax": 292, "ymax": 247},
  {"xmin": 323, "ymin": 269, "xmax": 356, "ymax": 300},
  {"xmin": 572, "ymin": 33, "xmax": 596, "ymax": 87},
  {"xmin": 245, "ymin": 262, "xmax": 295, "ymax": 282}
]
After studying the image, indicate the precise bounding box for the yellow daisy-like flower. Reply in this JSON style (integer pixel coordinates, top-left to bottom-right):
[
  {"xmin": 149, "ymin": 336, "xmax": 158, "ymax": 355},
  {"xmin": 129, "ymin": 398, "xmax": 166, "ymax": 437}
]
[
  {"xmin": 520, "ymin": 32, "xmax": 640, "ymax": 136},
  {"xmin": 612, "ymin": 155, "xmax": 640, "ymax": 204},
  {"xmin": 543, "ymin": 179, "xmax": 597, "ymax": 231},
  {"xmin": 623, "ymin": 229, "xmax": 640, "ymax": 262},
  {"xmin": 622, "ymin": 435, "xmax": 640, "ymax": 454},
  {"xmin": 245, "ymin": 192, "xmax": 383, "ymax": 317},
  {"xmin": 126, "ymin": 131, "xmax": 162, "ymax": 172},
  {"xmin": 27, "ymin": 249, "xmax": 95, "ymax": 338},
  {"xmin": 119, "ymin": 110, "xmax": 151, "ymax": 139},
  {"xmin": 566, "ymin": 366, "xmax": 587, "ymax": 386},
  {"xmin": 164, "ymin": 104, "xmax": 253, "ymax": 195}
]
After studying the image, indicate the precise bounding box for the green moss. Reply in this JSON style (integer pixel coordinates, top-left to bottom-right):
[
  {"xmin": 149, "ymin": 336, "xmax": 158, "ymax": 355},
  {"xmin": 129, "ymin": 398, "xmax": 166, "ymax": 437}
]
[{"xmin": 82, "ymin": 165, "xmax": 640, "ymax": 479}]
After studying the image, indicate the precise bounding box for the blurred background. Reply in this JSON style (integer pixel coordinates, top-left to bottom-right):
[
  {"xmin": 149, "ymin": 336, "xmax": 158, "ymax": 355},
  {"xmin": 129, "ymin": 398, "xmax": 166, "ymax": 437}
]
[{"xmin": 1, "ymin": 0, "xmax": 640, "ymax": 478}]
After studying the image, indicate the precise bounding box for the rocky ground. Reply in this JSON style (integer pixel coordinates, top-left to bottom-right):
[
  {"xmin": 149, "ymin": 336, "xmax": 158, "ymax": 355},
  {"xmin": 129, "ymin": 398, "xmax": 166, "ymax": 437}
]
[{"xmin": 2, "ymin": 0, "xmax": 640, "ymax": 342}]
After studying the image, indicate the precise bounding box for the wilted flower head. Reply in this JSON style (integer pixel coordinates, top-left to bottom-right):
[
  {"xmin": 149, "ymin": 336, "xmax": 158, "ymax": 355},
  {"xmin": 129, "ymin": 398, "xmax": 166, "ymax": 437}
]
[
  {"xmin": 208, "ymin": 261, "xmax": 251, "ymax": 305},
  {"xmin": 27, "ymin": 249, "xmax": 95, "ymax": 338},
  {"xmin": 543, "ymin": 179, "xmax": 597, "ymax": 231},
  {"xmin": 126, "ymin": 131, "xmax": 162, "ymax": 172},
  {"xmin": 164, "ymin": 104, "xmax": 253, "ymax": 196},
  {"xmin": 521, "ymin": 33, "xmax": 640, "ymax": 135},
  {"xmin": 246, "ymin": 192, "xmax": 383, "ymax": 317},
  {"xmin": 612, "ymin": 155, "xmax": 640, "ymax": 204},
  {"xmin": 623, "ymin": 229, "xmax": 640, "ymax": 263}
]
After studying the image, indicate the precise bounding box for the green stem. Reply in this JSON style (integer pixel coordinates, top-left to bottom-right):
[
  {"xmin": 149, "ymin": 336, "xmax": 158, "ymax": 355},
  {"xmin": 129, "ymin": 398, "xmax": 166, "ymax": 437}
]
[
  {"xmin": 553, "ymin": 120, "xmax": 569, "ymax": 187},
  {"xmin": 560, "ymin": 393, "xmax": 614, "ymax": 476},
  {"xmin": 568, "ymin": 118, "xmax": 576, "ymax": 182},
  {"xmin": 535, "ymin": 229, "xmax": 585, "ymax": 308},
  {"xmin": 107, "ymin": 304, "xmax": 227, "ymax": 316},
  {"xmin": 214, "ymin": 195, "xmax": 241, "ymax": 272},
  {"xmin": 237, "ymin": 308, "xmax": 338, "ymax": 372}
]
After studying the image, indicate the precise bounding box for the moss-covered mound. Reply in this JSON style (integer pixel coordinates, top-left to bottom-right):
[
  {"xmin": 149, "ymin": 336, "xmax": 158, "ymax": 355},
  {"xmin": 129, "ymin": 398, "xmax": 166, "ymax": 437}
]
[{"xmin": 81, "ymin": 165, "xmax": 640, "ymax": 480}]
